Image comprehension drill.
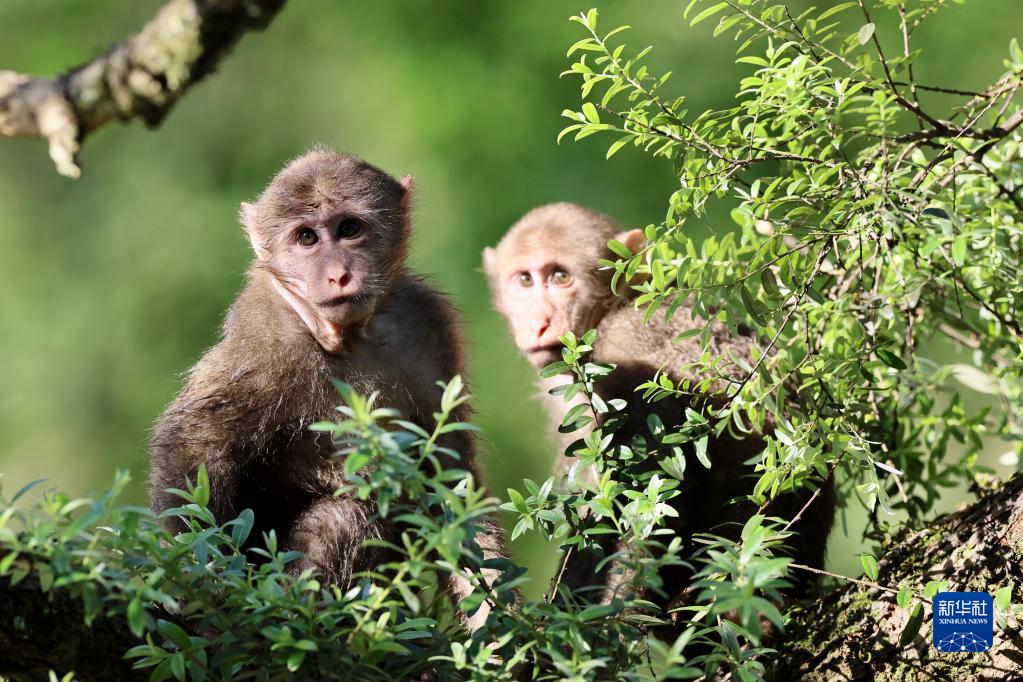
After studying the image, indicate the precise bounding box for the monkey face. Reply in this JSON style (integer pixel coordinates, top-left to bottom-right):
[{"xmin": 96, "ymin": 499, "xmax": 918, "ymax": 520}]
[
  {"xmin": 240, "ymin": 150, "xmax": 413, "ymax": 352},
  {"xmin": 273, "ymin": 214, "xmax": 382, "ymax": 325},
  {"xmin": 484, "ymin": 203, "xmax": 647, "ymax": 370},
  {"xmin": 492, "ymin": 257, "xmax": 587, "ymax": 368}
]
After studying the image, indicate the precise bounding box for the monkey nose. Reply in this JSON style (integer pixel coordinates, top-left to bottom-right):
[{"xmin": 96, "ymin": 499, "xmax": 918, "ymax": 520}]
[
  {"xmin": 532, "ymin": 320, "xmax": 550, "ymax": 338},
  {"xmin": 328, "ymin": 272, "xmax": 352, "ymax": 290}
]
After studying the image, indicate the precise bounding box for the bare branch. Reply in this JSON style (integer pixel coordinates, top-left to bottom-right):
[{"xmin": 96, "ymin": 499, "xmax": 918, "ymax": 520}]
[{"xmin": 0, "ymin": 0, "xmax": 286, "ymax": 178}]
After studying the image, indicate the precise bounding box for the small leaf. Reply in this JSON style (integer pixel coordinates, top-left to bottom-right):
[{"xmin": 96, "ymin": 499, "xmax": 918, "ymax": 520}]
[
  {"xmin": 876, "ymin": 347, "xmax": 907, "ymax": 370},
  {"xmin": 286, "ymin": 651, "xmax": 306, "ymax": 672},
  {"xmin": 608, "ymin": 239, "xmax": 633, "ymax": 258},
  {"xmin": 694, "ymin": 436, "xmax": 711, "ymax": 469},
  {"xmin": 739, "ymin": 285, "xmax": 768, "ymax": 326},
  {"xmin": 899, "ymin": 602, "xmax": 924, "ymax": 647},
  {"xmin": 127, "ymin": 598, "xmax": 145, "ymax": 637},
  {"xmin": 996, "ymin": 585, "xmax": 1013, "ymax": 611},
  {"xmin": 507, "ymin": 488, "xmax": 527, "ymax": 514},
  {"xmin": 951, "ymin": 234, "xmax": 968, "ymax": 266},
  {"xmin": 459, "ymin": 590, "xmax": 486, "ymax": 615},
  {"xmin": 760, "ymin": 268, "xmax": 781, "ymax": 298},
  {"xmin": 157, "ymin": 619, "xmax": 192, "ymax": 651},
  {"xmin": 859, "ymin": 553, "xmax": 879, "ymax": 581},
  {"xmin": 857, "ymin": 23, "xmax": 875, "ymax": 45},
  {"xmin": 897, "ymin": 587, "xmax": 913, "ymax": 609},
  {"xmin": 540, "ymin": 361, "xmax": 572, "ymax": 378}
]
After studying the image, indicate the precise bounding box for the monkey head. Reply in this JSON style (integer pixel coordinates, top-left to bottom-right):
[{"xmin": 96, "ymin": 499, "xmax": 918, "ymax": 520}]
[
  {"xmin": 241, "ymin": 149, "xmax": 413, "ymax": 353},
  {"xmin": 483, "ymin": 202, "xmax": 644, "ymax": 368}
]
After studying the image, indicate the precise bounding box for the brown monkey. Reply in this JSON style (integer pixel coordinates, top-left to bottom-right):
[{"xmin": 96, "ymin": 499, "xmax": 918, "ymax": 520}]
[
  {"xmin": 483, "ymin": 202, "xmax": 834, "ymax": 608},
  {"xmin": 150, "ymin": 149, "xmax": 507, "ymax": 631}
]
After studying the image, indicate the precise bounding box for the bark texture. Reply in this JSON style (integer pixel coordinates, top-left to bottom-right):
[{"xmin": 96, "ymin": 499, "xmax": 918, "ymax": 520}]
[
  {"xmin": 0, "ymin": 0, "xmax": 286, "ymax": 178},
  {"xmin": 0, "ymin": 577, "xmax": 142, "ymax": 680},
  {"xmin": 771, "ymin": 473, "xmax": 1023, "ymax": 681}
]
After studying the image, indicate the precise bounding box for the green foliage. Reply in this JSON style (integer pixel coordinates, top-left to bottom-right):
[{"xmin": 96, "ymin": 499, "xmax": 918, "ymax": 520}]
[
  {"xmin": 0, "ymin": 378, "xmax": 698, "ymax": 680},
  {"xmin": 558, "ymin": 0, "xmax": 1023, "ymax": 673},
  {"xmin": 2, "ymin": 1, "xmax": 1022, "ymax": 680},
  {"xmin": 1, "ymin": 381, "xmax": 526, "ymax": 681}
]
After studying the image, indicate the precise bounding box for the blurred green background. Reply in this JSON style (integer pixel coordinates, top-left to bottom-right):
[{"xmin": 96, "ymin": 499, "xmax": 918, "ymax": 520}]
[{"xmin": 0, "ymin": 0, "xmax": 1019, "ymax": 597}]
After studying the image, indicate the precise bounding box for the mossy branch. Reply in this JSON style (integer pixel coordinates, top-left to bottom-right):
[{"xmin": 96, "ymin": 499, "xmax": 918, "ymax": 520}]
[{"xmin": 0, "ymin": 0, "xmax": 286, "ymax": 178}]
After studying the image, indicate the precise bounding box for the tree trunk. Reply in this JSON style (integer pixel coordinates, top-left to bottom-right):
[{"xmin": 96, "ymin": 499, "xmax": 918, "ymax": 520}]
[
  {"xmin": 0, "ymin": 577, "xmax": 142, "ymax": 681},
  {"xmin": 771, "ymin": 473, "xmax": 1023, "ymax": 681}
]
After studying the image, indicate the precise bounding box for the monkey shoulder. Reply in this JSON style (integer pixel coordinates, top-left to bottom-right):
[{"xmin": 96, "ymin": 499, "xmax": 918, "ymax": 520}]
[
  {"xmin": 359, "ymin": 275, "xmax": 469, "ymax": 415},
  {"xmin": 594, "ymin": 301, "xmax": 759, "ymax": 391},
  {"xmin": 375, "ymin": 275, "xmax": 466, "ymax": 363},
  {"xmin": 151, "ymin": 289, "xmax": 334, "ymax": 456}
]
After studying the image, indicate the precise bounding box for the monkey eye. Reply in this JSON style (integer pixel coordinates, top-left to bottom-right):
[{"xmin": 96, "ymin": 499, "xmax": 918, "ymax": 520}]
[
  {"xmin": 517, "ymin": 272, "xmax": 534, "ymax": 288},
  {"xmin": 551, "ymin": 269, "xmax": 573, "ymax": 286},
  {"xmin": 336, "ymin": 219, "xmax": 363, "ymax": 239},
  {"xmin": 297, "ymin": 228, "xmax": 318, "ymax": 246}
]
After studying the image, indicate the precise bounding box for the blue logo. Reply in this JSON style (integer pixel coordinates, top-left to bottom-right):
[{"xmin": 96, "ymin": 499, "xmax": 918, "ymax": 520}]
[{"xmin": 933, "ymin": 592, "xmax": 993, "ymax": 652}]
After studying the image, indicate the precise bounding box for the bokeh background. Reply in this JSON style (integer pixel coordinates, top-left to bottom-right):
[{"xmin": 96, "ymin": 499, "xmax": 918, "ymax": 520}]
[{"xmin": 1, "ymin": 0, "xmax": 1020, "ymax": 597}]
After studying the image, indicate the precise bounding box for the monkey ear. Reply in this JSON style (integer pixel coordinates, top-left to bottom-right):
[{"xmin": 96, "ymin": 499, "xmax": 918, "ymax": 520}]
[
  {"xmin": 614, "ymin": 228, "xmax": 647, "ymax": 256},
  {"xmin": 240, "ymin": 202, "xmax": 271, "ymax": 261},
  {"xmin": 399, "ymin": 175, "xmax": 415, "ymax": 215},
  {"xmin": 482, "ymin": 246, "xmax": 497, "ymax": 276}
]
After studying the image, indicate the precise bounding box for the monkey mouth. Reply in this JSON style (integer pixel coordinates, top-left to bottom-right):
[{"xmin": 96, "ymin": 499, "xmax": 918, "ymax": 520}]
[
  {"xmin": 527, "ymin": 343, "xmax": 563, "ymax": 355},
  {"xmin": 318, "ymin": 294, "xmax": 365, "ymax": 308},
  {"xmin": 526, "ymin": 344, "xmax": 564, "ymax": 364}
]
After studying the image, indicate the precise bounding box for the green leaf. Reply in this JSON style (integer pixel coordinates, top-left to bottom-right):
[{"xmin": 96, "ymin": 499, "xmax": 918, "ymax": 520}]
[
  {"xmin": 689, "ymin": 2, "xmax": 727, "ymax": 27},
  {"xmin": 157, "ymin": 619, "xmax": 192, "ymax": 651},
  {"xmin": 996, "ymin": 585, "xmax": 1013, "ymax": 611},
  {"xmin": 608, "ymin": 239, "xmax": 633, "ymax": 258},
  {"xmin": 694, "ymin": 435, "xmax": 711, "ymax": 469},
  {"xmin": 459, "ymin": 590, "xmax": 486, "ymax": 614},
  {"xmin": 951, "ymin": 234, "xmax": 968, "ymax": 266},
  {"xmin": 859, "ymin": 553, "xmax": 879, "ymax": 581},
  {"xmin": 540, "ymin": 361, "xmax": 572, "ymax": 378},
  {"xmin": 127, "ymin": 597, "xmax": 145, "ymax": 637},
  {"xmin": 818, "ymin": 2, "xmax": 856, "ymax": 22},
  {"xmin": 582, "ymin": 102, "xmax": 600, "ymax": 124},
  {"xmin": 507, "ymin": 488, "xmax": 527, "ymax": 514},
  {"xmin": 876, "ymin": 347, "xmax": 907, "ymax": 370},
  {"xmin": 760, "ymin": 268, "xmax": 781, "ymax": 298},
  {"xmin": 1010, "ymin": 37, "xmax": 1023, "ymax": 66},
  {"xmin": 897, "ymin": 587, "xmax": 913, "ymax": 609},
  {"xmin": 857, "ymin": 23, "xmax": 875, "ymax": 45},
  {"xmin": 899, "ymin": 603, "xmax": 924, "ymax": 647},
  {"xmin": 286, "ymin": 651, "xmax": 306, "ymax": 672},
  {"xmin": 740, "ymin": 284, "xmax": 767, "ymax": 326}
]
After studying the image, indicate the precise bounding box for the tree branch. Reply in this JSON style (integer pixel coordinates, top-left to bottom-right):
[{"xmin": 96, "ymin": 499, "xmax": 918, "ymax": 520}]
[{"xmin": 0, "ymin": 0, "xmax": 286, "ymax": 178}]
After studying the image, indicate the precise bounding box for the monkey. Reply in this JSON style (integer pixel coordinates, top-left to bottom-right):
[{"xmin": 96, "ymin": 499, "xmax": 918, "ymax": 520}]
[
  {"xmin": 149, "ymin": 149, "xmax": 509, "ymax": 632},
  {"xmin": 482, "ymin": 202, "xmax": 835, "ymax": 615}
]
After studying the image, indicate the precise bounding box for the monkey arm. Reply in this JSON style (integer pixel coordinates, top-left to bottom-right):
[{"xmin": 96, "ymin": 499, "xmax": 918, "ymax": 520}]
[
  {"xmin": 148, "ymin": 352, "xmax": 267, "ymax": 534},
  {"xmin": 148, "ymin": 404, "xmax": 245, "ymax": 535}
]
